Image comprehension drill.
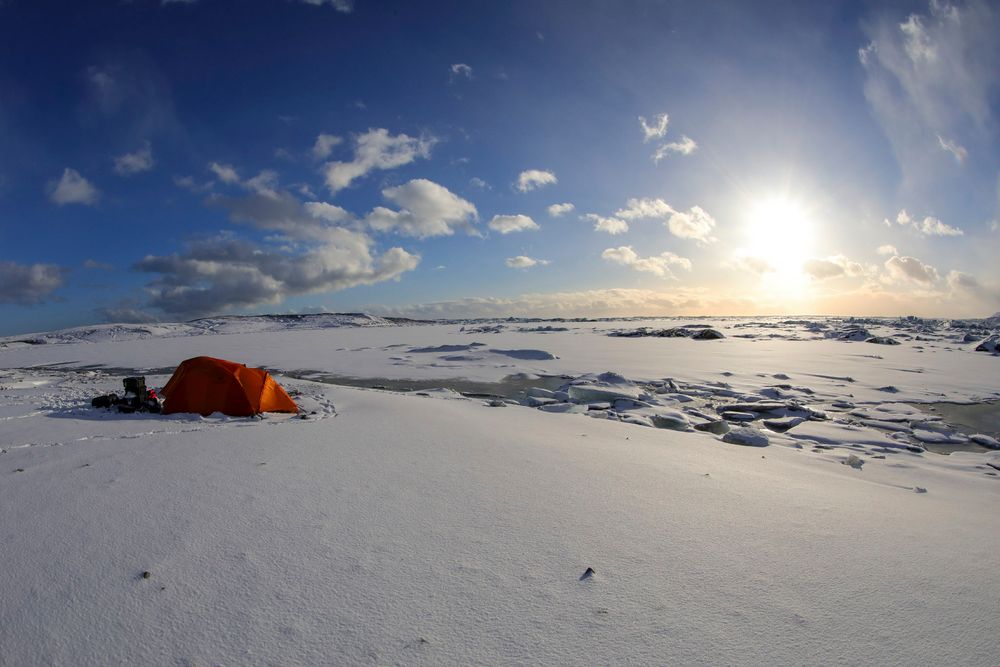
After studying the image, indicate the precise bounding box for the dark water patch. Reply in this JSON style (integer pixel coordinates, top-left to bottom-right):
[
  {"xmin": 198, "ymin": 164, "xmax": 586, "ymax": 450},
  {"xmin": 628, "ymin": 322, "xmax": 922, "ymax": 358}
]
[
  {"xmin": 909, "ymin": 401, "xmax": 1000, "ymax": 454},
  {"xmin": 285, "ymin": 371, "xmax": 569, "ymax": 402}
]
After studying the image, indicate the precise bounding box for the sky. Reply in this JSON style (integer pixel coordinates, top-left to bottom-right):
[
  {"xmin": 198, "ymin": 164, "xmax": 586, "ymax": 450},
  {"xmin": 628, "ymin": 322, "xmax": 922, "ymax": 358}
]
[{"xmin": 0, "ymin": 0, "xmax": 998, "ymax": 335}]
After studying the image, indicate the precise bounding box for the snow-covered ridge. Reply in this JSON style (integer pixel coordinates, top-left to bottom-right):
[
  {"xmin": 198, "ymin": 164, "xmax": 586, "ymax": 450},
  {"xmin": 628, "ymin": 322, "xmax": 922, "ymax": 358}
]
[
  {"xmin": 0, "ymin": 313, "xmax": 424, "ymax": 347},
  {"xmin": 4, "ymin": 313, "xmax": 999, "ymax": 349}
]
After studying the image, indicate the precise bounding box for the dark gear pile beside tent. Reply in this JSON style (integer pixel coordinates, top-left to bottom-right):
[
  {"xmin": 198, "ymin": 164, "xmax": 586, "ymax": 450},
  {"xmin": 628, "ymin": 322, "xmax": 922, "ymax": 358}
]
[
  {"xmin": 161, "ymin": 356, "xmax": 299, "ymax": 417},
  {"xmin": 91, "ymin": 376, "xmax": 162, "ymax": 413}
]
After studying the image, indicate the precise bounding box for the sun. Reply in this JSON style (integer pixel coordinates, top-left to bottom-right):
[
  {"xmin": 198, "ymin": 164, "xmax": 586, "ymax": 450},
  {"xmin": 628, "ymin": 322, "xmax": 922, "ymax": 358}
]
[{"xmin": 740, "ymin": 196, "xmax": 816, "ymax": 281}]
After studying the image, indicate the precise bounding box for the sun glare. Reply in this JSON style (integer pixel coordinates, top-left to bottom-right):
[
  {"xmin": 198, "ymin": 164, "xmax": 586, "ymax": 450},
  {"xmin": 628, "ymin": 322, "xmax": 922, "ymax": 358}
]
[{"xmin": 740, "ymin": 196, "xmax": 816, "ymax": 287}]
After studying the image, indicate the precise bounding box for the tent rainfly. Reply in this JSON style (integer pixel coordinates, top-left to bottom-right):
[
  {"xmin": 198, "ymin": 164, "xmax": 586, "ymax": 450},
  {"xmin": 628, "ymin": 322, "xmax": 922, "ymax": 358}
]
[{"xmin": 161, "ymin": 356, "xmax": 299, "ymax": 417}]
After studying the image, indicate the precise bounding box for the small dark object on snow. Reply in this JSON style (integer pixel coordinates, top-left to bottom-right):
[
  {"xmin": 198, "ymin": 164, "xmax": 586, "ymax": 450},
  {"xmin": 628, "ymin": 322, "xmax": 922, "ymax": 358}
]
[
  {"xmin": 141, "ymin": 571, "xmax": 151, "ymax": 579},
  {"xmin": 14, "ymin": 468, "xmax": 25, "ymax": 473},
  {"xmin": 123, "ymin": 376, "xmax": 146, "ymax": 397},
  {"xmin": 691, "ymin": 328, "xmax": 725, "ymax": 340},
  {"xmin": 865, "ymin": 336, "xmax": 900, "ymax": 345},
  {"xmin": 90, "ymin": 376, "xmax": 162, "ymax": 414},
  {"xmin": 580, "ymin": 567, "xmax": 595, "ymax": 580},
  {"xmin": 91, "ymin": 393, "xmax": 118, "ymax": 408}
]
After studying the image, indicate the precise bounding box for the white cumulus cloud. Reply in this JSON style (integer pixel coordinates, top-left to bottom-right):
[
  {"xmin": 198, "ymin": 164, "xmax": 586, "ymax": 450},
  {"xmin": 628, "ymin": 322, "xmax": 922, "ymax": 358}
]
[
  {"xmin": 324, "ymin": 128, "xmax": 435, "ymax": 194},
  {"xmin": 208, "ymin": 161, "xmax": 240, "ymax": 184},
  {"xmin": 877, "ymin": 244, "xmax": 899, "ymax": 256},
  {"xmin": 488, "ymin": 214, "xmax": 539, "ymax": 234},
  {"xmin": 365, "ymin": 179, "xmax": 477, "ymax": 238},
  {"xmin": 803, "ymin": 255, "xmax": 866, "ymax": 281},
  {"xmin": 601, "ymin": 245, "xmax": 691, "ymax": 278},
  {"xmin": 583, "ymin": 213, "xmax": 628, "ymax": 235},
  {"xmin": 304, "ymin": 201, "xmax": 352, "ymax": 224},
  {"xmin": 114, "ymin": 141, "xmax": 154, "ymax": 175},
  {"xmin": 505, "ymin": 256, "xmax": 549, "ymax": 269},
  {"xmin": 894, "ymin": 208, "xmax": 963, "ymax": 236},
  {"xmin": 48, "ymin": 168, "xmax": 100, "ymax": 206},
  {"xmin": 312, "ymin": 133, "xmax": 342, "ymax": 160},
  {"xmin": 615, "ymin": 197, "xmax": 717, "ymax": 243},
  {"xmin": 547, "ymin": 202, "xmax": 575, "ymax": 217},
  {"xmin": 884, "ymin": 254, "xmax": 940, "ymax": 284},
  {"xmin": 515, "ymin": 169, "xmax": 557, "ymax": 192}
]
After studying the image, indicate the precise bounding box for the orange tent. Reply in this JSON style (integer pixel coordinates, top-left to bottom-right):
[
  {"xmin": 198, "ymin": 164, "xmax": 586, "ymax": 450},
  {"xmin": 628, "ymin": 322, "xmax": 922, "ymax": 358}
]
[{"xmin": 161, "ymin": 356, "xmax": 298, "ymax": 416}]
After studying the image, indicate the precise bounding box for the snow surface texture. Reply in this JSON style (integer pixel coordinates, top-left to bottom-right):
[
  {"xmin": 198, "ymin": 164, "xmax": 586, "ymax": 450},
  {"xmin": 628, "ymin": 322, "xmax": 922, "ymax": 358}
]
[{"xmin": 2, "ymin": 315, "xmax": 1000, "ymax": 665}]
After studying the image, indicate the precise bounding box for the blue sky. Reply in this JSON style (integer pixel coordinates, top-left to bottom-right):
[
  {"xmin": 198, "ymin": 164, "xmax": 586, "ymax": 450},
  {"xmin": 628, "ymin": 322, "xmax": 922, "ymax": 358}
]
[{"xmin": 0, "ymin": 0, "xmax": 998, "ymax": 335}]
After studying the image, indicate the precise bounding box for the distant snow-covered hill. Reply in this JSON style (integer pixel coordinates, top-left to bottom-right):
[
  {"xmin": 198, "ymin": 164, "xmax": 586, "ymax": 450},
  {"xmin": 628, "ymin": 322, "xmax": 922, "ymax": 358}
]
[{"xmin": 0, "ymin": 313, "xmax": 423, "ymax": 347}]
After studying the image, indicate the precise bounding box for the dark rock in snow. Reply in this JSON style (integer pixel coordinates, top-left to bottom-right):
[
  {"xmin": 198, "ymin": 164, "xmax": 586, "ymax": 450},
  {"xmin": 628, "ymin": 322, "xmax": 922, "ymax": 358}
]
[
  {"xmin": 721, "ymin": 427, "xmax": 769, "ymax": 447},
  {"xmin": 865, "ymin": 336, "xmax": 900, "ymax": 345},
  {"xmin": 974, "ymin": 335, "xmax": 1000, "ymax": 353},
  {"xmin": 763, "ymin": 416, "xmax": 805, "ymax": 432},
  {"xmin": 691, "ymin": 328, "xmax": 725, "ymax": 340},
  {"xmin": 580, "ymin": 567, "xmax": 595, "ymax": 580},
  {"xmin": 650, "ymin": 412, "xmax": 691, "ymax": 430},
  {"xmin": 721, "ymin": 411, "xmax": 757, "ymax": 422}
]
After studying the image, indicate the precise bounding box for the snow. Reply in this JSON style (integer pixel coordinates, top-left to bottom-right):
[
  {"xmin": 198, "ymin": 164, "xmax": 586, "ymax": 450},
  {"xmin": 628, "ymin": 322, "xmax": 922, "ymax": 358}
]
[{"xmin": 2, "ymin": 315, "xmax": 1000, "ymax": 664}]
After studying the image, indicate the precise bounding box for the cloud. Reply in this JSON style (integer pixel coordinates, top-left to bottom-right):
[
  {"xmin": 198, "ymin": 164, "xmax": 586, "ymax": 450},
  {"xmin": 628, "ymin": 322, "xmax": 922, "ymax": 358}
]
[
  {"xmin": 732, "ymin": 255, "xmax": 774, "ymax": 274},
  {"xmin": 303, "ymin": 201, "xmax": 352, "ymax": 224},
  {"xmin": 243, "ymin": 170, "xmax": 281, "ymax": 199},
  {"xmin": 894, "ymin": 208, "xmax": 963, "ymax": 236},
  {"xmin": 488, "ymin": 214, "xmax": 539, "ymax": 234},
  {"xmin": 208, "ymin": 161, "xmax": 240, "ymax": 184},
  {"xmin": 884, "ymin": 254, "xmax": 940, "ymax": 284},
  {"xmin": 450, "ymin": 63, "xmax": 473, "ymax": 80},
  {"xmin": 505, "ymin": 256, "xmax": 549, "ymax": 269},
  {"xmin": 936, "ymin": 134, "xmax": 968, "ymax": 163},
  {"xmin": 48, "ymin": 168, "xmax": 100, "ymax": 206},
  {"xmin": 113, "ymin": 141, "xmax": 154, "ymax": 175},
  {"xmin": 469, "ymin": 177, "xmax": 489, "ymax": 189},
  {"xmin": 946, "ymin": 269, "xmax": 980, "ymax": 291},
  {"xmin": 803, "ymin": 255, "xmax": 866, "ymax": 281},
  {"xmin": 214, "ymin": 189, "xmax": 346, "ymax": 242},
  {"xmin": 366, "ymin": 287, "xmax": 740, "ymax": 320},
  {"xmin": 135, "ymin": 231, "xmax": 418, "ymax": 317},
  {"xmin": 664, "ymin": 206, "xmax": 717, "ymax": 243},
  {"xmin": 364, "ymin": 179, "xmax": 478, "ymax": 238},
  {"xmin": 945, "ymin": 270, "xmax": 1000, "ymax": 311},
  {"xmin": 323, "ymin": 128, "xmax": 435, "ymax": 194},
  {"xmin": 0, "ymin": 260, "xmax": 65, "ymax": 304},
  {"xmin": 298, "ymin": 0, "xmax": 353, "ymax": 11},
  {"xmin": 860, "ymin": 1, "xmax": 999, "ymax": 187},
  {"xmin": 638, "ymin": 113, "xmax": 669, "ymax": 142},
  {"xmin": 614, "ymin": 197, "xmax": 717, "ymax": 243},
  {"xmin": 174, "ymin": 175, "xmax": 213, "ymax": 193},
  {"xmin": 83, "ymin": 259, "xmax": 114, "ymax": 270},
  {"xmin": 515, "ymin": 169, "xmax": 557, "ymax": 192},
  {"xmin": 877, "ymin": 244, "xmax": 899, "ymax": 256},
  {"xmin": 917, "ymin": 216, "xmax": 963, "ymax": 236},
  {"xmin": 583, "ymin": 213, "xmax": 628, "ymax": 235},
  {"xmin": 652, "ymin": 135, "xmax": 698, "ymax": 162},
  {"xmin": 312, "ymin": 133, "xmax": 342, "ymax": 160},
  {"xmin": 547, "ymin": 202, "xmax": 574, "ymax": 217},
  {"xmin": 601, "ymin": 246, "xmax": 691, "ymax": 278}
]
